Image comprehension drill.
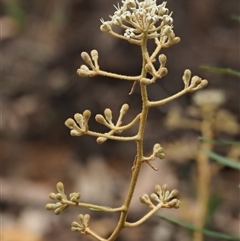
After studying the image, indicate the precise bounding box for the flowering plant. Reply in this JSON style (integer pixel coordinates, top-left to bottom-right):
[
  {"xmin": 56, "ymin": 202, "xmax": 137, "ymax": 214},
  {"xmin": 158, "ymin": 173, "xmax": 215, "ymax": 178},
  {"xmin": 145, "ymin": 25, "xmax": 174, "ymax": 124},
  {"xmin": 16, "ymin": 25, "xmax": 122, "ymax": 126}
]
[{"xmin": 46, "ymin": 1, "xmax": 208, "ymax": 240}]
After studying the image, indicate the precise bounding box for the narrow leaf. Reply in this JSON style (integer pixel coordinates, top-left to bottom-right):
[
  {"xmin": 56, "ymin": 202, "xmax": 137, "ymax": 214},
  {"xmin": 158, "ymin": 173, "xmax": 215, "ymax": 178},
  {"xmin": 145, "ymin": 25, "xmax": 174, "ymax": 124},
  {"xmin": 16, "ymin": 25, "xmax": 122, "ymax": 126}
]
[
  {"xmin": 159, "ymin": 215, "xmax": 240, "ymax": 240},
  {"xmin": 198, "ymin": 137, "xmax": 240, "ymax": 146},
  {"xmin": 207, "ymin": 151, "xmax": 240, "ymax": 170},
  {"xmin": 199, "ymin": 65, "xmax": 240, "ymax": 78}
]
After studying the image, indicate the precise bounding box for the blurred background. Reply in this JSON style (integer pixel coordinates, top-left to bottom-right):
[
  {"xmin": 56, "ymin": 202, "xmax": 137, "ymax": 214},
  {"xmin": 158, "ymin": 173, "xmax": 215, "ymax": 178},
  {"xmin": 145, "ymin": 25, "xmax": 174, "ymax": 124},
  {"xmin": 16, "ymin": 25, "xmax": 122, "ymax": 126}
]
[{"xmin": 1, "ymin": 0, "xmax": 239, "ymax": 241}]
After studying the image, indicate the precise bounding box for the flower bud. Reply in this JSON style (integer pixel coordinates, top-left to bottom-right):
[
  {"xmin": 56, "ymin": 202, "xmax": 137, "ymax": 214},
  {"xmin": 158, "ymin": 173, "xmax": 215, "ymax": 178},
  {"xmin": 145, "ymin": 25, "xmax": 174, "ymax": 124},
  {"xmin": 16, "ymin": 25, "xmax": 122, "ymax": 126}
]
[
  {"xmin": 96, "ymin": 137, "xmax": 107, "ymax": 144},
  {"xmin": 77, "ymin": 66, "xmax": 91, "ymax": 77},
  {"xmin": 150, "ymin": 193, "xmax": 160, "ymax": 202},
  {"xmin": 120, "ymin": 103, "xmax": 129, "ymax": 115},
  {"xmin": 182, "ymin": 69, "xmax": 191, "ymax": 87},
  {"xmin": 168, "ymin": 199, "xmax": 181, "ymax": 209},
  {"xmin": 145, "ymin": 63, "xmax": 153, "ymax": 74},
  {"xmin": 159, "ymin": 67, "xmax": 168, "ymax": 78},
  {"xmin": 46, "ymin": 203, "xmax": 56, "ymax": 210},
  {"xmin": 54, "ymin": 207, "xmax": 62, "ymax": 215},
  {"xmin": 81, "ymin": 52, "xmax": 93, "ymax": 66},
  {"xmin": 100, "ymin": 22, "xmax": 112, "ymax": 32},
  {"xmin": 158, "ymin": 54, "xmax": 167, "ymax": 67},
  {"xmin": 49, "ymin": 192, "xmax": 56, "ymax": 200},
  {"xmin": 95, "ymin": 114, "xmax": 107, "ymax": 125},
  {"xmin": 173, "ymin": 37, "xmax": 180, "ymax": 44},
  {"xmin": 83, "ymin": 110, "xmax": 91, "ymax": 123},
  {"xmin": 139, "ymin": 194, "xmax": 150, "ymax": 204},
  {"xmin": 104, "ymin": 108, "xmax": 112, "ymax": 122},
  {"xmin": 90, "ymin": 50, "xmax": 98, "ymax": 62},
  {"xmin": 168, "ymin": 189, "xmax": 178, "ymax": 200},
  {"xmin": 153, "ymin": 143, "xmax": 165, "ymax": 159},
  {"xmin": 65, "ymin": 118, "xmax": 76, "ymax": 129},
  {"xmin": 56, "ymin": 182, "xmax": 64, "ymax": 194},
  {"xmin": 55, "ymin": 193, "xmax": 63, "ymax": 201},
  {"xmin": 74, "ymin": 113, "xmax": 84, "ymax": 128},
  {"xmin": 70, "ymin": 130, "xmax": 83, "ymax": 136}
]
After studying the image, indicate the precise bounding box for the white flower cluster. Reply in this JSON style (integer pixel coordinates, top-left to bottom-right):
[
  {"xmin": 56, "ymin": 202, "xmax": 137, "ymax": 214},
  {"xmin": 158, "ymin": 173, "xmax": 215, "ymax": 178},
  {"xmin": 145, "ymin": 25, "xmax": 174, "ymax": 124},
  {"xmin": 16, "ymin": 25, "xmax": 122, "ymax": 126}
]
[{"xmin": 100, "ymin": 0, "xmax": 179, "ymax": 45}]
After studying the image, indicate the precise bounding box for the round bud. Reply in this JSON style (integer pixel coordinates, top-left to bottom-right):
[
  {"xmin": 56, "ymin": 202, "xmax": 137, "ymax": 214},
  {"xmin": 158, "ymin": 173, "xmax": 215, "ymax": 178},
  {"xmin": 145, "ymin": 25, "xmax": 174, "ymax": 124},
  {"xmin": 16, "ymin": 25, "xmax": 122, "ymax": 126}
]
[
  {"xmin": 95, "ymin": 114, "xmax": 106, "ymax": 124},
  {"xmin": 120, "ymin": 103, "xmax": 129, "ymax": 115},
  {"xmin": 65, "ymin": 118, "xmax": 76, "ymax": 128},
  {"xmin": 96, "ymin": 137, "xmax": 107, "ymax": 144}
]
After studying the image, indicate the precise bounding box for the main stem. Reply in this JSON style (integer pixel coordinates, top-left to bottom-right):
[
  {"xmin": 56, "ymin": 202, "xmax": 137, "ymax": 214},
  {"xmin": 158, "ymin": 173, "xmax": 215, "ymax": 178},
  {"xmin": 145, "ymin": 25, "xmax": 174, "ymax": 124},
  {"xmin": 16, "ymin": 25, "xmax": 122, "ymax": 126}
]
[{"xmin": 108, "ymin": 35, "xmax": 149, "ymax": 241}]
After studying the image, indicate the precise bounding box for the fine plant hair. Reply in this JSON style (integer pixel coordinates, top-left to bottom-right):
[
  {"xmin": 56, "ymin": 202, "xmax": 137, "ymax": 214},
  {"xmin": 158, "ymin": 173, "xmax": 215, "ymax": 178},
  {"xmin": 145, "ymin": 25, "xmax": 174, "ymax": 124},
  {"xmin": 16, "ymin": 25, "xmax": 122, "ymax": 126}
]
[{"xmin": 46, "ymin": 1, "xmax": 208, "ymax": 240}]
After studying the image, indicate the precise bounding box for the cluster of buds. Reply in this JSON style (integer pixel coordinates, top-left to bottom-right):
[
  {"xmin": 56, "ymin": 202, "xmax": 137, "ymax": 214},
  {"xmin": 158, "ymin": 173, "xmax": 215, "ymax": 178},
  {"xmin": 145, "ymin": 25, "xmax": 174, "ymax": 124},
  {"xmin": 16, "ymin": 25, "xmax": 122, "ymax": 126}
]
[
  {"xmin": 77, "ymin": 50, "xmax": 99, "ymax": 78},
  {"xmin": 46, "ymin": 182, "xmax": 81, "ymax": 215},
  {"xmin": 71, "ymin": 214, "xmax": 90, "ymax": 234},
  {"xmin": 182, "ymin": 69, "xmax": 208, "ymax": 92},
  {"xmin": 65, "ymin": 110, "xmax": 91, "ymax": 136},
  {"xmin": 142, "ymin": 143, "xmax": 165, "ymax": 170},
  {"xmin": 100, "ymin": 0, "xmax": 180, "ymax": 46},
  {"xmin": 95, "ymin": 103, "xmax": 130, "ymax": 143},
  {"xmin": 140, "ymin": 184, "xmax": 180, "ymax": 209},
  {"xmin": 141, "ymin": 54, "xmax": 168, "ymax": 85},
  {"xmin": 65, "ymin": 103, "xmax": 138, "ymax": 144}
]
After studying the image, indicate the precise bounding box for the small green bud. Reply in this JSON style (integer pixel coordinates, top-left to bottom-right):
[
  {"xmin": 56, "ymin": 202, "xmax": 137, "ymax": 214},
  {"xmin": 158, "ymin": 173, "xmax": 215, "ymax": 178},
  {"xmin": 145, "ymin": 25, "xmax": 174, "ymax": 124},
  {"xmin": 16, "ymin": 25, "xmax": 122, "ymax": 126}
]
[
  {"xmin": 49, "ymin": 192, "xmax": 56, "ymax": 200},
  {"xmin": 54, "ymin": 207, "xmax": 62, "ymax": 215},
  {"xmin": 56, "ymin": 182, "xmax": 64, "ymax": 194},
  {"xmin": 55, "ymin": 193, "xmax": 63, "ymax": 201},
  {"xmin": 153, "ymin": 143, "xmax": 165, "ymax": 159},
  {"xmin": 45, "ymin": 203, "xmax": 56, "ymax": 210}
]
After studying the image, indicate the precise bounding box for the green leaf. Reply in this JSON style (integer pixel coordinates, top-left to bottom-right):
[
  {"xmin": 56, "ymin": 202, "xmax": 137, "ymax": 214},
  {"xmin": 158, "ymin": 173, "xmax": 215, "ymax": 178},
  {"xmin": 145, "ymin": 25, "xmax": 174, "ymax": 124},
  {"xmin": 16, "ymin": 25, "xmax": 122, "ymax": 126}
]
[
  {"xmin": 198, "ymin": 137, "xmax": 240, "ymax": 146},
  {"xmin": 207, "ymin": 151, "xmax": 240, "ymax": 170},
  {"xmin": 199, "ymin": 65, "xmax": 240, "ymax": 78},
  {"xmin": 159, "ymin": 215, "xmax": 240, "ymax": 240}
]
